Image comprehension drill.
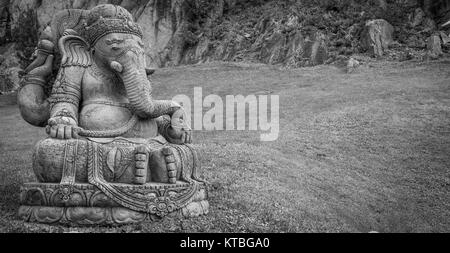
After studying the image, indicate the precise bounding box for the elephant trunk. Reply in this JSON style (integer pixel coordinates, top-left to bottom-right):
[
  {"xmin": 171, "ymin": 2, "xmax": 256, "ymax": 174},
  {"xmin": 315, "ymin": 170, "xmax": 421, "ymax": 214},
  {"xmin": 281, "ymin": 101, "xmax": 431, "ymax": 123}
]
[{"xmin": 113, "ymin": 51, "xmax": 157, "ymax": 118}]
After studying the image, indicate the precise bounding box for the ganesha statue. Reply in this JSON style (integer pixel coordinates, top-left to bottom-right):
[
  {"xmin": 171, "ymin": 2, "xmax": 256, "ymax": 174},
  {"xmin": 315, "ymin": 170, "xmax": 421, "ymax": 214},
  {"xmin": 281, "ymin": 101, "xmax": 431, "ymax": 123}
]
[{"xmin": 16, "ymin": 4, "xmax": 208, "ymax": 225}]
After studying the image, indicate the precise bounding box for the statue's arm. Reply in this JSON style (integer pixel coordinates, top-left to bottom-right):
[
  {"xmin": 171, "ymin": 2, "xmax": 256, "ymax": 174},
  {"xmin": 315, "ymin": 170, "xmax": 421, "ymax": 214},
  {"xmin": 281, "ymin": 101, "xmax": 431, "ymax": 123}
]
[
  {"xmin": 48, "ymin": 66, "xmax": 83, "ymax": 126},
  {"xmin": 46, "ymin": 33, "xmax": 91, "ymax": 139}
]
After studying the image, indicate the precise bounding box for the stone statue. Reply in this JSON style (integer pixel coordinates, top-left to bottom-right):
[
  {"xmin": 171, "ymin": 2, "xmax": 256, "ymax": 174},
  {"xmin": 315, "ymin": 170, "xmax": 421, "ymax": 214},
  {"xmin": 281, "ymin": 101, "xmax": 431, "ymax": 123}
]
[{"xmin": 16, "ymin": 4, "xmax": 208, "ymax": 225}]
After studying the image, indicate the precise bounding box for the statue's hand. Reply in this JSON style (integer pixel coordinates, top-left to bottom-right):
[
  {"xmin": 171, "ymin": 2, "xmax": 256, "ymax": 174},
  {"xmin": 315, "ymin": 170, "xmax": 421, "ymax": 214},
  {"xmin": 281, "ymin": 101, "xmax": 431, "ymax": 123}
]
[
  {"xmin": 167, "ymin": 109, "xmax": 192, "ymax": 144},
  {"xmin": 45, "ymin": 116, "xmax": 79, "ymax": 139}
]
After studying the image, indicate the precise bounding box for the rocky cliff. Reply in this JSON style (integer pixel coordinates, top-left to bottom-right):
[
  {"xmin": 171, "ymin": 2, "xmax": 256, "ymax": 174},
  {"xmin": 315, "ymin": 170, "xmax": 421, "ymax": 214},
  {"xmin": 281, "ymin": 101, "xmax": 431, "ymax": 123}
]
[
  {"xmin": 2, "ymin": 0, "xmax": 196, "ymax": 68},
  {"xmin": 1, "ymin": 0, "xmax": 450, "ymax": 92}
]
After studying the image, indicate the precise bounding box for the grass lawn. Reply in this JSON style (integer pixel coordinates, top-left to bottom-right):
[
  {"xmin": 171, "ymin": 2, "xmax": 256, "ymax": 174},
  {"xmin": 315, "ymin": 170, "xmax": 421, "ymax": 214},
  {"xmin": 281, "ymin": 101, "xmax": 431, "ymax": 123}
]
[{"xmin": 1, "ymin": 59, "xmax": 449, "ymax": 232}]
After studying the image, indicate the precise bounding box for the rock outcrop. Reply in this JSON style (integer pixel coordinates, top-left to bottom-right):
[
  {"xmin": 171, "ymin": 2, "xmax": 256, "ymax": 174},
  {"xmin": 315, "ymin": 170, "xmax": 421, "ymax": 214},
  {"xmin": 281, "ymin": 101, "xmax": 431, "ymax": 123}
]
[
  {"xmin": 440, "ymin": 31, "xmax": 450, "ymax": 44},
  {"xmin": 361, "ymin": 19, "xmax": 394, "ymax": 57},
  {"xmin": 411, "ymin": 7, "xmax": 426, "ymax": 27},
  {"xmin": 1, "ymin": 0, "xmax": 334, "ymax": 70},
  {"xmin": 0, "ymin": 0, "xmax": 449, "ymax": 93},
  {"xmin": 427, "ymin": 34, "xmax": 444, "ymax": 58}
]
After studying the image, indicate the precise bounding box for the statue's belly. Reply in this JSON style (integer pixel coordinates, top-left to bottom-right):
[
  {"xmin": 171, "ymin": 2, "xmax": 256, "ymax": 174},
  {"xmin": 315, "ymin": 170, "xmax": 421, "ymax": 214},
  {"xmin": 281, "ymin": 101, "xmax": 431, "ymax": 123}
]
[
  {"xmin": 79, "ymin": 104, "xmax": 158, "ymax": 138},
  {"xmin": 80, "ymin": 104, "xmax": 132, "ymax": 130}
]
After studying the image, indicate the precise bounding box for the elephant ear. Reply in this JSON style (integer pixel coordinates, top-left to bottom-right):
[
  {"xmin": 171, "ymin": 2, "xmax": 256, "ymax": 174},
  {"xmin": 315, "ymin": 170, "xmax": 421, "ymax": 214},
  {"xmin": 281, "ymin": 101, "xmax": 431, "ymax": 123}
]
[
  {"xmin": 51, "ymin": 9, "xmax": 91, "ymax": 67},
  {"xmin": 58, "ymin": 34, "xmax": 92, "ymax": 68}
]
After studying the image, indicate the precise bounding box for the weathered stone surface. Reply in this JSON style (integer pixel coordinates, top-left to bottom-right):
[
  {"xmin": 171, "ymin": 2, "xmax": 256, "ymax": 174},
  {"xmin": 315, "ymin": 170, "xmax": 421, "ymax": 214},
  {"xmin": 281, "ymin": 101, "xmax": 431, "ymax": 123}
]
[
  {"xmin": 16, "ymin": 4, "xmax": 208, "ymax": 225},
  {"xmin": 361, "ymin": 19, "xmax": 394, "ymax": 57},
  {"xmin": 411, "ymin": 7, "xmax": 425, "ymax": 27},
  {"xmin": 18, "ymin": 182, "xmax": 209, "ymax": 225},
  {"xmin": 2, "ymin": 0, "xmax": 336, "ymax": 69},
  {"xmin": 20, "ymin": 182, "xmax": 207, "ymax": 207},
  {"xmin": 346, "ymin": 57, "xmax": 360, "ymax": 74},
  {"xmin": 19, "ymin": 182, "xmax": 209, "ymax": 225},
  {"xmin": 439, "ymin": 31, "xmax": 450, "ymax": 45},
  {"xmin": 303, "ymin": 31, "xmax": 328, "ymax": 66},
  {"xmin": 422, "ymin": 17, "xmax": 437, "ymax": 32},
  {"xmin": 427, "ymin": 34, "xmax": 443, "ymax": 58},
  {"xmin": 19, "ymin": 201, "xmax": 210, "ymax": 225},
  {"xmin": 256, "ymin": 29, "xmax": 328, "ymax": 68},
  {"xmin": 259, "ymin": 31, "xmax": 286, "ymax": 65}
]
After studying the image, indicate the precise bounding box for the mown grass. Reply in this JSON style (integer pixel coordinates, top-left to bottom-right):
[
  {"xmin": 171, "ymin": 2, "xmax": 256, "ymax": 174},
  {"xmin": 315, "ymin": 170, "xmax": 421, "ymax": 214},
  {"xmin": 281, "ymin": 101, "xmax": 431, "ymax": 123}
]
[{"xmin": 1, "ymin": 59, "xmax": 449, "ymax": 232}]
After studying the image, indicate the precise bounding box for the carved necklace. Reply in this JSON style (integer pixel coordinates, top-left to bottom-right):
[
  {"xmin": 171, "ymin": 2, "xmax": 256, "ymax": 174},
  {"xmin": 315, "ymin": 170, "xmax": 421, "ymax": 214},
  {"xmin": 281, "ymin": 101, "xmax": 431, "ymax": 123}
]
[
  {"xmin": 89, "ymin": 59, "xmax": 121, "ymax": 84},
  {"xmin": 89, "ymin": 59, "xmax": 128, "ymax": 97}
]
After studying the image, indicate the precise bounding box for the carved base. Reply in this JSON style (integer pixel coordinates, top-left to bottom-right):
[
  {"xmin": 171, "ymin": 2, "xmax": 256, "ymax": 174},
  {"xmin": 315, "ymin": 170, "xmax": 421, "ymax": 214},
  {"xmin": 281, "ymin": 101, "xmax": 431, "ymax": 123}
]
[{"xmin": 19, "ymin": 182, "xmax": 209, "ymax": 225}]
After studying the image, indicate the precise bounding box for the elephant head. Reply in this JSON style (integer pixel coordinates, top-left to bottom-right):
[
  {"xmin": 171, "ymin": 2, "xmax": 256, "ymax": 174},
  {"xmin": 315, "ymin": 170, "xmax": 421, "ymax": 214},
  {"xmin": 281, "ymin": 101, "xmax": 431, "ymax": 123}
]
[{"xmin": 91, "ymin": 32, "xmax": 161, "ymax": 118}]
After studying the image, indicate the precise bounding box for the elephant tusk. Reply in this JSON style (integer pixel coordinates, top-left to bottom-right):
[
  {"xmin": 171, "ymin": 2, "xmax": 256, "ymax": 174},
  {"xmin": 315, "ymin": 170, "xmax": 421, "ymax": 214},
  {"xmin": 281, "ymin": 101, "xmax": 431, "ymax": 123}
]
[{"xmin": 110, "ymin": 61, "xmax": 123, "ymax": 73}]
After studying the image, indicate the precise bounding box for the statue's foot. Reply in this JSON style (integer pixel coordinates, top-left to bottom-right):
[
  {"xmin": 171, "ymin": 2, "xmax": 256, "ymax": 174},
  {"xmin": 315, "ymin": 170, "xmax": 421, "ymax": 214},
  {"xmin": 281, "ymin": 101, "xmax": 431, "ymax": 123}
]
[
  {"xmin": 134, "ymin": 146, "xmax": 149, "ymax": 185},
  {"xmin": 162, "ymin": 147, "xmax": 178, "ymax": 184},
  {"xmin": 148, "ymin": 146, "xmax": 180, "ymax": 184}
]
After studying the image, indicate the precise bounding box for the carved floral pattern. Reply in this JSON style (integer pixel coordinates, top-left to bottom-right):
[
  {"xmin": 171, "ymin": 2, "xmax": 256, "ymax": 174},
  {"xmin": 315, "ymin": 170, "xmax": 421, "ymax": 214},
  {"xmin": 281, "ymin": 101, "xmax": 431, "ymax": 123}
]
[
  {"xmin": 19, "ymin": 182, "xmax": 209, "ymax": 225},
  {"xmin": 146, "ymin": 197, "xmax": 176, "ymax": 217}
]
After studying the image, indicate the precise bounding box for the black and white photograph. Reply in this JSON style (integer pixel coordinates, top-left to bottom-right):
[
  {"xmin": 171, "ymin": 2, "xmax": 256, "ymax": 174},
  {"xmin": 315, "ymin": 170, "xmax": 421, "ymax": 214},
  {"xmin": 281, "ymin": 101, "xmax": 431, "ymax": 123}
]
[{"xmin": 0, "ymin": 0, "xmax": 449, "ymax": 241}]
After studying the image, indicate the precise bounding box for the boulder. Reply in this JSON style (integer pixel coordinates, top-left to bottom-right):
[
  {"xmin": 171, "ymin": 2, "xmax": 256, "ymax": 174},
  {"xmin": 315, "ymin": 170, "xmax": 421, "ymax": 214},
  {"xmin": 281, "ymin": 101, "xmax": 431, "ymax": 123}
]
[
  {"xmin": 439, "ymin": 31, "xmax": 450, "ymax": 45},
  {"xmin": 259, "ymin": 31, "xmax": 287, "ymax": 65},
  {"xmin": 411, "ymin": 8, "xmax": 425, "ymax": 27},
  {"xmin": 284, "ymin": 30, "xmax": 328, "ymax": 67},
  {"xmin": 306, "ymin": 31, "xmax": 328, "ymax": 66},
  {"xmin": 422, "ymin": 17, "xmax": 437, "ymax": 32},
  {"xmin": 427, "ymin": 34, "xmax": 443, "ymax": 58},
  {"xmin": 346, "ymin": 57, "xmax": 360, "ymax": 74},
  {"xmin": 361, "ymin": 19, "xmax": 394, "ymax": 57}
]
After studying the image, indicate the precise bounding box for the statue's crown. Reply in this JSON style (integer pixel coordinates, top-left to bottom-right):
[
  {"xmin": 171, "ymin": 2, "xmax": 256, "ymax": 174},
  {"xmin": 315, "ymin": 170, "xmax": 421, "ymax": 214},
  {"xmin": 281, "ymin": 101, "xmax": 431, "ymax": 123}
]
[{"xmin": 81, "ymin": 4, "xmax": 143, "ymax": 46}]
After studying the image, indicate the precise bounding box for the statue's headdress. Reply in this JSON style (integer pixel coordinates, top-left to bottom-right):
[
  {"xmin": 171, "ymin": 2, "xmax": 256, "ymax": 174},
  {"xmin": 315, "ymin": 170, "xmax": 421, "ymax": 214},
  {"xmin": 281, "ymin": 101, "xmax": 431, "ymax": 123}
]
[
  {"xmin": 81, "ymin": 4, "xmax": 143, "ymax": 46},
  {"xmin": 51, "ymin": 4, "xmax": 143, "ymax": 47}
]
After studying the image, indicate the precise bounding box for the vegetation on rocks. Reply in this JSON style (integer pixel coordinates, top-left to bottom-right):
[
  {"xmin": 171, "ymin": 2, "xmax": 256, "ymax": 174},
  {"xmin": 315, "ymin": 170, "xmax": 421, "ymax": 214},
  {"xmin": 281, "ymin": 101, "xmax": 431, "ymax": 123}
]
[{"xmin": 189, "ymin": 0, "xmax": 443, "ymax": 65}]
